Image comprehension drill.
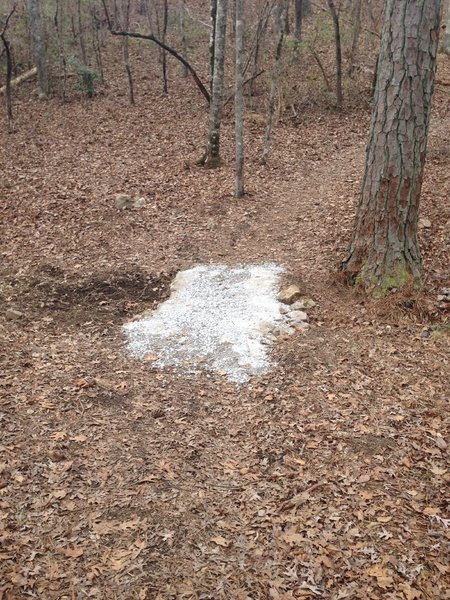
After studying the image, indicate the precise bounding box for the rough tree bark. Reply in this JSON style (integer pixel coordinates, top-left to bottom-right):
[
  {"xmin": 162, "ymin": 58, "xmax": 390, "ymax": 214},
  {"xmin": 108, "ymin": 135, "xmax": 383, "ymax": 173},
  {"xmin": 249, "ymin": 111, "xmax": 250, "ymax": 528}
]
[
  {"xmin": 341, "ymin": 0, "xmax": 441, "ymax": 296},
  {"xmin": 27, "ymin": 0, "xmax": 48, "ymax": 97},
  {"xmin": 204, "ymin": 0, "xmax": 228, "ymax": 168},
  {"xmin": 235, "ymin": 0, "xmax": 244, "ymax": 197}
]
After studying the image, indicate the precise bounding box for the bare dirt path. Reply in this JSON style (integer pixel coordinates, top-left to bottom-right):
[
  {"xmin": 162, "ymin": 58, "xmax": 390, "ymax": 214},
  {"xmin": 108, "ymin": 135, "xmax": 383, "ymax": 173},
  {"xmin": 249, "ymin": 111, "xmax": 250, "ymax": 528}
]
[{"xmin": 1, "ymin": 61, "xmax": 449, "ymax": 599}]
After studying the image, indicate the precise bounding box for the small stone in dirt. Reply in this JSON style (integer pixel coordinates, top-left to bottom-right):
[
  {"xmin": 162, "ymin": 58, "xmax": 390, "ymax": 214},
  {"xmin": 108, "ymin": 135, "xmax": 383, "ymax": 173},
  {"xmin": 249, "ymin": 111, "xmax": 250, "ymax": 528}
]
[
  {"xmin": 5, "ymin": 308, "xmax": 24, "ymax": 320},
  {"xmin": 421, "ymin": 328, "xmax": 431, "ymax": 339},
  {"xmin": 418, "ymin": 217, "xmax": 431, "ymax": 229},
  {"xmin": 294, "ymin": 321, "xmax": 310, "ymax": 333},
  {"xmin": 133, "ymin": 197, "xmax": 147, "ymax": 208},
  {"xmin": 115, "ymin": 195, "xmax": 133, "ymax": 210},
  {"xmin": 278, "ymin": 285, "xmax": 302, "ymax": 305},
  {"xmin": 291, "ymin": 298, "xmax": 316, "ymax": 310},
  {"xmin": 288, "ymin": 310, "xmax": 309, "ymax": 323}
]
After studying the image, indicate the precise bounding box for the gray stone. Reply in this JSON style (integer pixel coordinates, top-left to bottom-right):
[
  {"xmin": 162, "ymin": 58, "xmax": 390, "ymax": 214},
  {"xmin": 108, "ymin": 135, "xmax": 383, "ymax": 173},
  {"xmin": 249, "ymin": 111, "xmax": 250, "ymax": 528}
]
[
  {"xmin": 288, "ymin": 310, "xmax": 309, "ymax": 323},
  {"xmin": 133, "ymin": 197, "xmax": 147, "ymax": 208},
  {"xmin": 291, "ymin": 298, "xmax": 316, "ymax": 310},
  {"xmin": 278, "ymin": 285, "xmax": 302, "ymax": 305},
  {"xmin": 418, "ymin": 217, "xmax": 431, "ymax": 229},
  {"xmin": 115, "ymin": 195, "xmax": 133, "ymax": 210},
  {"xmin": 5, "ymin": 308, "xmax": 24, "ymax": 320}
]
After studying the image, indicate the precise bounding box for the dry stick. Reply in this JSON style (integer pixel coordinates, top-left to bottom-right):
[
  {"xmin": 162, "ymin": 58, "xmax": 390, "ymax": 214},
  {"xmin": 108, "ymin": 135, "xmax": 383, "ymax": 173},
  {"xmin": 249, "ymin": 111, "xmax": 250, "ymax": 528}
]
[
  {"xmin": 101, "ymin": 0, "xmax": 210, "ymax": 104},
  {"xmin": 309, "ymin": 45, "xmax": 332, "ymax": 91},
  {"xmin": 0, "ymin": 67, "xmax": 37, "ymax": 94}
]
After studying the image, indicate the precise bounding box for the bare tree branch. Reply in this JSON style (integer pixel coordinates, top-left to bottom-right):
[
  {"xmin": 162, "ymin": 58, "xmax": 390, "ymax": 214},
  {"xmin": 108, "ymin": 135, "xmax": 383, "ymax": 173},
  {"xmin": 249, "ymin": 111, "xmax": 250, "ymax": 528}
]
[{"xmin": 101, "ymin": 0, "xmax": 210, "ymax": 104}]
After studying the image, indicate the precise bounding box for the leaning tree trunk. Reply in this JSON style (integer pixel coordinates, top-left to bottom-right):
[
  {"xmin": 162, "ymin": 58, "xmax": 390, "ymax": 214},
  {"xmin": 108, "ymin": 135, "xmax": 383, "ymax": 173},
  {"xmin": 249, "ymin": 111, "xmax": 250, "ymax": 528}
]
[
  {"xmin": 27, "ymin": 0, "xmax": 48, "ymax": 97},
  {"xmin": 204, "ymin": 0, "xmax": 228, "ymax": 168},
  {"xmin": 341, "ymin": 0, "xmax": 441, "ymax": 296}
]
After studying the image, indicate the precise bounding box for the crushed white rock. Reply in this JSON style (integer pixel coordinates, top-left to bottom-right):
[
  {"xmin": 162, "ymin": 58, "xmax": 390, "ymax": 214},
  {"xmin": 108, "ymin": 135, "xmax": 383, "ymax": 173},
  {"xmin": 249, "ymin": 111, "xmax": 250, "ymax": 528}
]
[{"xmin": 123, "ymin": 264, "xmax": 309, "ymax": 383}]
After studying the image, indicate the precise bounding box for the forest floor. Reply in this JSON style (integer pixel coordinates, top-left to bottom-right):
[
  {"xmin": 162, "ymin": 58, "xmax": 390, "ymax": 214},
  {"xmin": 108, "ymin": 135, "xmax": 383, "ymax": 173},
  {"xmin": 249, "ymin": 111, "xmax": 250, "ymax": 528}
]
[{"xmin": 0, "ymin": 49, "xmax": 449, "ymax": 600}]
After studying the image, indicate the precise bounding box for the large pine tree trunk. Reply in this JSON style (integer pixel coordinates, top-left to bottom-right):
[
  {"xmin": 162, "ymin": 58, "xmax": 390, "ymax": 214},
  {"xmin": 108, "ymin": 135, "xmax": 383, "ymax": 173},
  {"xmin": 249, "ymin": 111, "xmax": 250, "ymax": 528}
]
[
  {"xmin": 205, "ymin": 0, "xmax": 228, "ymax": 168},
  {"xmin": 27, "ymin": 0, "xmax": 48, "ymax": 98},
  {"xmin": 341, "ymin": 0, "xmax": 441, "ymax": 296}
]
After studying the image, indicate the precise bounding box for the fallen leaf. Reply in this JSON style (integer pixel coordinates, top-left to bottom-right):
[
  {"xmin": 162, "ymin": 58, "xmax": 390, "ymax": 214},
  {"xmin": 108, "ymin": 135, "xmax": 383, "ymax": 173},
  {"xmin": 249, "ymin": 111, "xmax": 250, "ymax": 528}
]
[
  {"xmin": 376, "ymin": 516, "xmax": 393, "ymax": 523},
  {"xmin": 211, "ymin": 536, "xmax": 230, "ymax": 547},
  {"xmin": 62, "ymin": 546, "xmax": 84, "ymax": 558},
  {"xmin": 429, "ymin": 464, "xmax": 447, "ymax": 476}
]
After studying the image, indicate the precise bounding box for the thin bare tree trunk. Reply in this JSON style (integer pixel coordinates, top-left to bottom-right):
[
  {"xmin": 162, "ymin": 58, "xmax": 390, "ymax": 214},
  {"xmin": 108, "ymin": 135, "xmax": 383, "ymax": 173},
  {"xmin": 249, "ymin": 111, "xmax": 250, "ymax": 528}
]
[
  {"xmin": 348, "ymin": 0, "xmax": 361, "ymax": 76},
  {"xmin": 179, "ymin": 0, "xmax": 188, "ymax": 77},
  {"xmin": 235, "ymin": 0, "xmax": 244, "ymax": 197},
  {"xmin": 341, "ymin": 0, "xmax": 441, "ymax": 295},
  {"xmin": 91, "ymin": 3, "xmax": 104, "ymax": 82},
  {"xmin": 250, "ymin": 1, "xmax": 271, "ymax": 97},
  {"xmin": 102, "ymin": 0, "xmax": 211, "ymax": 104},
  {"xmin": 204, "ymin": 0, "xmax": 228, "ymax": 168},
  {"xmin": 327, "ymin": 0, "xmax": 343, "ymax": 109},
  {"xmin": 294, "ymin": 0, "xmax": 303, "ymax": 39},
  {"xmin": 27, "ymin": 0, "xmax": 48, "ymax": 97},
  {"xmin": 54, "ymin": 0, "xmax": 67, "ymax": 100},
  {"xmin": 209, "ymin": 0, "xmax": 217, "ymax": 91},
  {"xmin": 161, "ymin": 0, "xmax": 168, "ymax": 94},
  {"xmin": 262, "ymin": 2, "xmax": 285, "ymax": 165},
  {"xmin": 0, "ymin": 7, "xmax": 15, "ymax": 131},
  {"xmin": 77, "ymin": 0, "xmax": 87, "ymax": 64},
  {"xmin": 122, "ymin": 0, "xmax": 134, "ymax": 103}
]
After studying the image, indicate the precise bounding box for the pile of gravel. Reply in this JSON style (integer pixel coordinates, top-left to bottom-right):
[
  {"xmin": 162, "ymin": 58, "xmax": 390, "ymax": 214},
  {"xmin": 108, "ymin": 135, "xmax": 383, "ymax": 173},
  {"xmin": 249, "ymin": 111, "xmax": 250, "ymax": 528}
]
[{"xmin": 123, "ymin": 263, "xmax": 299, "ymax": 383}]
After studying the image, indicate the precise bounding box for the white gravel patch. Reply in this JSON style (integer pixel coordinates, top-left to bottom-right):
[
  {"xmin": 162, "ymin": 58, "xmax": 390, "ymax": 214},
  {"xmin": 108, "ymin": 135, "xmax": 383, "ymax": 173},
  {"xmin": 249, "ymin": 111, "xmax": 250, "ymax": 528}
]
[{"xmin": 123, "ymin": 263, "xmax": 291, "ymax": 383}]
